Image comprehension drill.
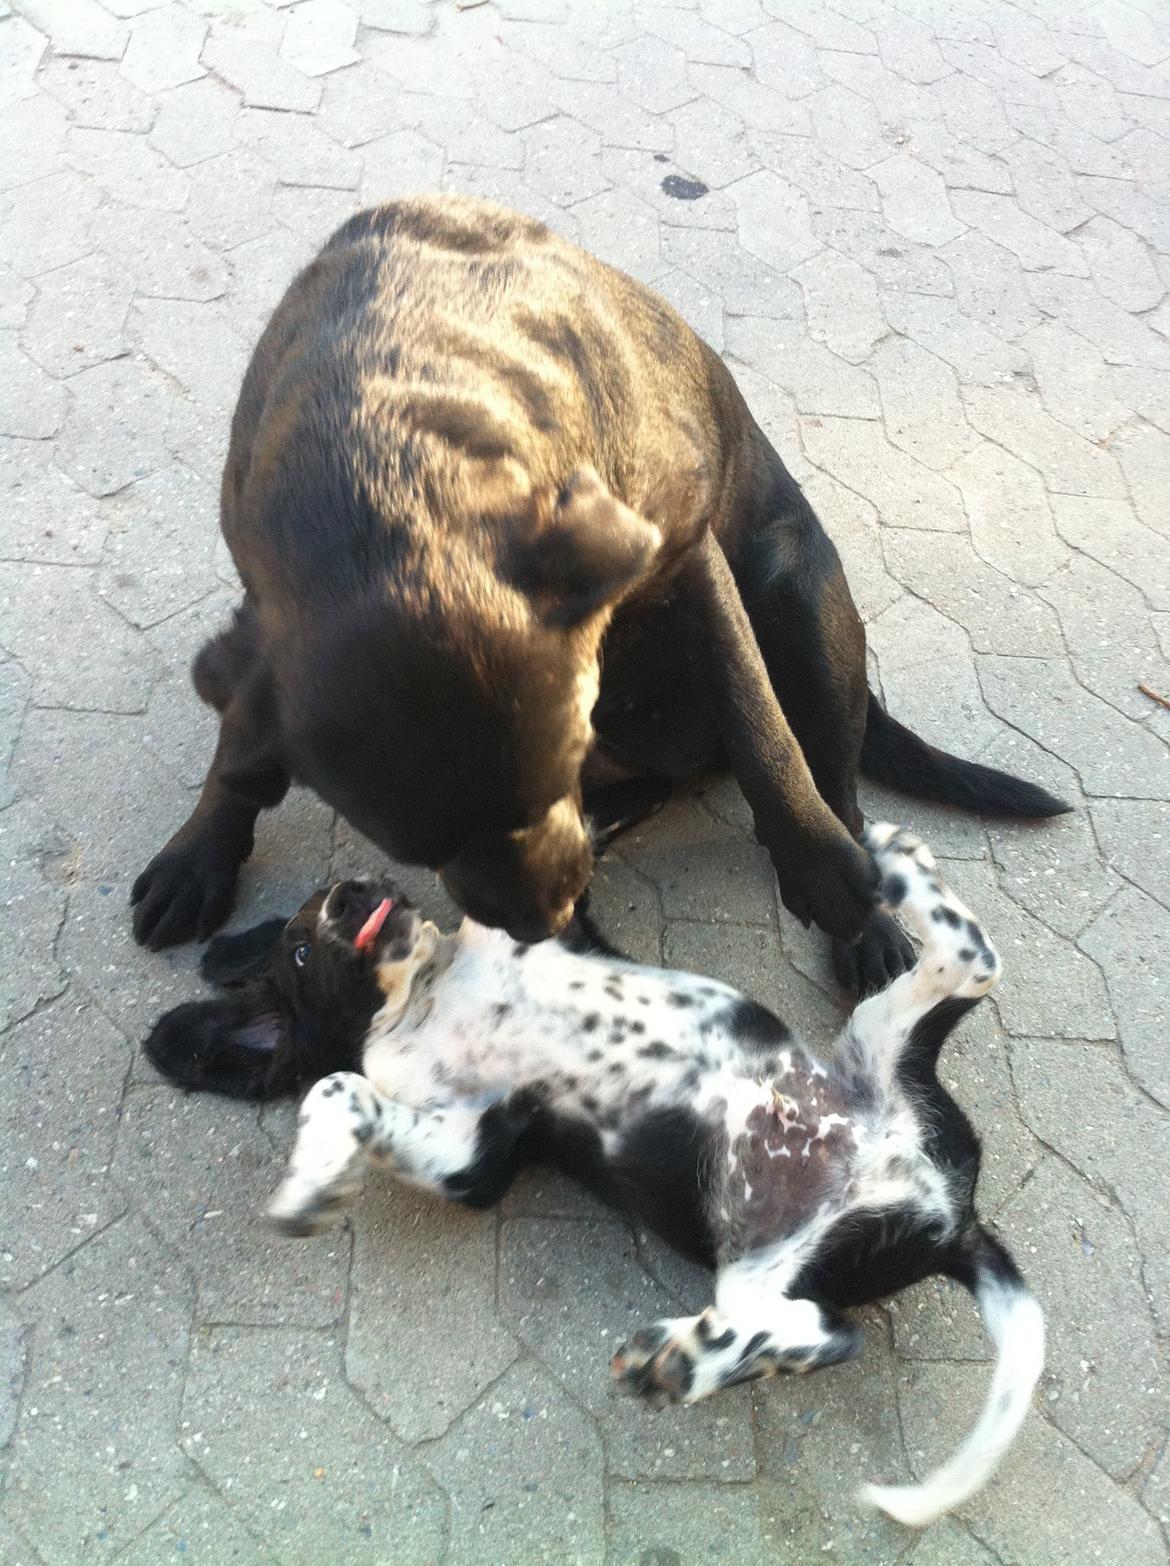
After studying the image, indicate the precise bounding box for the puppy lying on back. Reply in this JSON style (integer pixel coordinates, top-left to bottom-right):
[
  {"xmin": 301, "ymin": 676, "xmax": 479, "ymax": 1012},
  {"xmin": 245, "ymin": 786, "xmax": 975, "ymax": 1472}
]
[{"xmin": 145, "ymin": 827, "xmax": 1043, "ymax": 1527}]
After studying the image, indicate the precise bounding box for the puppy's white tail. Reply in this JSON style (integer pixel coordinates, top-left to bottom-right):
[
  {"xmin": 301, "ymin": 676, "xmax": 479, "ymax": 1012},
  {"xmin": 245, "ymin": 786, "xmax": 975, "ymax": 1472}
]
[{"xmin": 859, "ymin": 1228, "xmax": 1044, "ymax": 1528}]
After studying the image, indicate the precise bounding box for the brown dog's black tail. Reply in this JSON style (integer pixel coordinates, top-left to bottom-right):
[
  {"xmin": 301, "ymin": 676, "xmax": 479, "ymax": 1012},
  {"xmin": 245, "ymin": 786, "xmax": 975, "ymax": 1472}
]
[{"xmin": 861, "ymin": 693, "xmax": 1070, "ymax": 818}]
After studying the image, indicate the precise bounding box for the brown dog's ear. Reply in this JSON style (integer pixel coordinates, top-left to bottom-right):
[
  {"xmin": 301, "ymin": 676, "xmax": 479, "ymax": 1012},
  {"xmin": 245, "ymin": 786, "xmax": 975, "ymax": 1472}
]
[{"xmin": 507, "ymin": 466, "xmax": 661, "ymax": 628}]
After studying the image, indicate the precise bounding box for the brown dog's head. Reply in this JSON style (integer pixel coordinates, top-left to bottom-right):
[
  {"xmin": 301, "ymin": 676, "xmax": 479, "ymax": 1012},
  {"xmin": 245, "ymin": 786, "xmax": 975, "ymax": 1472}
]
[
  {"xmin": 143, "ymin": 878, "xmax": 440, "ymax": 1100},
  {"xmin": 277, "ymin": 468, "xmax": 661, "ymax": 943}
]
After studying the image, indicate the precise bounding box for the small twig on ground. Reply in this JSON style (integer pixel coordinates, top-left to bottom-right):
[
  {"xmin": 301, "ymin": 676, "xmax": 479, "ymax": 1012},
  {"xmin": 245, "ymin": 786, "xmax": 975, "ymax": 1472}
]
[{"xmin": 1138, "ymin": 682, "xmax": 1170, "ymax": 712}]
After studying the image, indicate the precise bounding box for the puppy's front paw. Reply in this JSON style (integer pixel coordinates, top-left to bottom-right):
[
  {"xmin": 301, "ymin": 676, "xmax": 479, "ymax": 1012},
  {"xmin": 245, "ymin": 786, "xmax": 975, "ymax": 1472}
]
[{"xmin": 612, "ymin": 1319, "xmax": 698, "ymax": 1406}]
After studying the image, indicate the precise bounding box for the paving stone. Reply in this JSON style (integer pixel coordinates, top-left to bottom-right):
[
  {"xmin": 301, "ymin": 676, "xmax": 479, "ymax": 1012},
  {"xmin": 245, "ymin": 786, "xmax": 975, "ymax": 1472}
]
[
  {"xmin": 689, "ymin": 60, "xmax": 810, "ymax": 137},
  {"xmin": 1023, "ymin": 319, "xmax": 1134, "ymax": 442},
  {"xmin": 15, "ymin": 0, "xmax": 127, "ymax": 61},
  {"xmin": 895, "ymin": 1359, "xmax": 1167, "ymax": 1565},
  {"xmin": 998, "ymin": 136, "xmax": 1095, "ymax": 236},
  {"xmin": 940, "ymin": 69, "xmax": 1016, "ymax": 154},
  {"xmin": 781, "ymin": 3, "xmax": 875, "ymax": 54},
  {"xmin": 613, "ymin": 33, "xmax": 695, "ymax": 115},
  {"xmin": 116, "ymin": 1486, "xmax": 281, "ymax": 1566},
  {"xmin": 352, "ymin": 0, "xmax": 432, "ymax": 33},
  {"xmin": 868, "ymin": 150, "xmax": 964, "ymax": 245},
  {"xmin": 182, "ymin": 1327, "xmax": 445, "ymax": 1564},
  {"xmin": 0, "ymin": 91, "xmax": 68, "ymax": 191},
  {"xmin": 547, "ymin": 74, "xmax": 673, "ymax": 153},
  {"xmin": 961, "ymin": 381, "xmax": 1127, "ymax": 499},
  {"xmin": 642, "ymin": 6, "xmax": 751, "ymax": 67},
  {"xmin": 871, "ymin": 337, "xmax": 981, "ymax": 471},
  {"xmin": 114, "ymin": 1085, "xmax": 351, "ymax": 1326},
  {"xmin": 0, "ymin": 653, "xmax": 29, "ymax": 808},
  {"xmin": 19, "ymin": 251, "xmax": 132, "ymax": 379},
  {"xmin": 0, "ymin": 264, "xmax": 33, "ymax": 328},
  {"xmin": 1031, "ymin": 273, "xmax": 1170, "ymax": 373},
  {"xmin": 949, "ymin": 188, "xmax": 1089, "ymax": 277},
  {"xmin": 981, "ymin": 653, "xmax": 1170, "ymax": 800},
  {"xmin": 1013, "ymin": 1038, "xmax": 1170, "ymax": 1337},
  {"xmin": 0, "ymin": 13, "xmax": 45, "ymax": 105},
  {"xmin": 937, "ymin": 228, "xmax": 1043, "ymax": 342},
  {"xmin": 1, "ymin": 560, "xmax": 157, "ymax": 711},
  {"xmin": 727, "ymin": 320, "xmax": 882, "ymax": 418},
  {"xmin": 128, "ymin": 297, "xmax": 249, "ymax": 412},
  {"xmin": 1076, "ymin": 213, "xmax": 1165, "ymax": 311},
  {"xmin": 221, "ymin": 226, "xmax": 314, "ymax": 342},
  {"xmin": 789, "ymin": 247, "xmax": 885, "ymax": 363},
  {"xmin": 6, "ymin": 1215, "xmax": 190, "ymax": 1558},
  {"xmin": 750, "ymin": 128, "xmax": 880, "ymax": 212},
  {"xmin": 120, "ymin": 3, "xmax": 207, "ymax": 93},
  {"xmin": 344, "ymin": 1183, "xmax": 516, "ymax": 1442},
  {"xmin": 181, "ymin": 148, "xmax": 278, "ymax": 251},
  {"xmin": 11, "ymin": 707, "xmax": 192, "ymax": 883},
  {"xmin": 661, "ymin": 225, "xmax": 796, "ymax": 318},
  {"xmin": 900, "ymin": 114, "xmax": 1014, "ymax": 195},
  {"xmin": 651, "ymin": 266, "xmax": 725, "ymax": 351},
  {"xmin": 96, "ymin": 462, "xmax": 220, "ymax": 629},
  {"xmin": 818, "ymin": 46, "xmax": 942, "ymax": 123},
  {"xmin": 426, "ymin": 1360, "xmax": 603, "ymax": 1566},
  {"xmin": 812, "ymin": 207, "xmax": 954, "ymax": 295},
  {"xmin": 802, "ymin": 415, "xmax": 967, "ymax": 531},
  {"xmin": 521, "ymin": 115, "xmax": 608, "ymax": 207},
  {"xmin": 90, "ymin": 202, "xmax": 231, "ymax": 303},
  {"xmin": 271, "ymin": 181, "xmax": 359, "ymax": 246},
  {"xmin": 1098, "ymin": 1, "xmax": 1170, "ymax": 67},
  {"xmin": 315, "ymin": 59, "xmax": 402, "ymax": 147},
  {"xmin": 980, "ymin": 729, "xmax": 1122, "ymax": 939},
  {"xmin": 805, "ymin": 467, "xmax": 901, "ymax": 624},
  {"xmin": 0, "ymin": 168, "xmax": 102, "ymax": 277},
  {"xmin": 1079, "ymin": 885, "xmax": 1170, "ymax": 1107},
  {"xmin": 875, "ymin": 9, "xmax": 952, "ymax": 84},
  {"xmin": 201, "ymin": 24, "xmax": 322, "ymax": 113},
  {"xmin": 55, "ymin": 353, "xmax": 176, "ymax": 496},
  {"xmin": 400, "ymin": 88, "xmax": 522, "ymax": 170},
  {"xmin": 950, "ymin": 439, "xmax": 1068, "ymax": 588},
  {"xmin": 64, "ymin": 123, "xmax": 190, "ymax": 209},
  {"xmin": 882, "ymin": 531, "xmax": 1062, "ymax": 657},
  {"xmin": 1090, "ymin": 797, "xmax": 1170, "ymax": 911},
  {"xmin": 868, "ymin": 596, "xmax": 1002, "ymax": 760},
  {"xmin": 469, "ymin": 41, "xmax": 559, "ymax": 136},
  {"xmin": 726, "ymin": 166, "xmax": 823, "ymax": 271},
  {"xmin": 754, "ymin": 1325, "xmax": 912, "ymax": 1564},
  {"xmin": 38, "ymin": 51, "xmax": 156, "ymax": 131},
  {"xmin": 441, "ymin": 164, "xmax": 577, "ymax": 244},
  {"xmin": 498, "ymin": 17, "xmax": 616, "ymax": 83},
  {"xmin": 361, "ymin": 127, "xmax": 446, "ymax": 207},
  {"xmin": 0, "ymin": 1291, "xmax": 23, "ymax": 1454},
  {"xmin": 1113, "ymin": 419, "xmax": 1170, "ymax": 539},
  {"xmin": 280, "ymin": 0, "xmax": 358, "ymax": 77},
  {"xmin": 806, "ymin": 81, "xmax": 888, "ymax": 170},
  {"xmin": 999, "ymin": 1159, "xmax": 1169, "ymax": 1478},
  {"xmin": 0, "ymin": 800, "xmax": 68, "ymax": 1038},
  {"xmin": 147, "ymin": 74, "xmax": 240, "ymax": 167},
  {"xmin": 1078, "ymin": 170, "xmax": 1170, "ymax": 254},
  {"xmin": 0, "ymin": 333, "xmax": 66, "ymax": 438},
  {"xmin": 498, "ymin": 1218, "xmax": 756, "ymax": 1481},
  {"xmin": 236, "ymin": 103, "xmax": 361, "ymax": 188},
  {"xmin": 745, "ymin": 17, "xmax": 823, "ymax": 99},
  {"xmin": 1042, "ymin": 554, "xmax": 1170, "ymax": 722},
  {"xmin": 608, "ymin": 1478, "xmax": 773, "ymax": 1566},
  {"xmin": 1111, "ymin": 363, "xmax": 1170, "ymax": 437},
  {"xmin": 569, "ymin": 186, "xmax": 665, "ymax": 285}
]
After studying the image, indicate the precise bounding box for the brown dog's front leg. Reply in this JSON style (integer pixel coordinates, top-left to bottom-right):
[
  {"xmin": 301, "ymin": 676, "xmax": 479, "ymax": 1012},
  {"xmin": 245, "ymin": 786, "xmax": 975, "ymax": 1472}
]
[
  {"xmin": 675, "ymin": 531, "xmax": 876, "ymax": 943},
  {"xmin": 132, "ymin": 666, "xmax": 289, "ymax": 950}
]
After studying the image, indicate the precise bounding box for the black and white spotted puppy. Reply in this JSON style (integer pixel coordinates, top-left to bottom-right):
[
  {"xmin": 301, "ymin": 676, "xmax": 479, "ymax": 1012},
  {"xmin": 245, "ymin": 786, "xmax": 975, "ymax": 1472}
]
[{"xmin": 144, "ymin": 826, "xmax": 1044, "ymax": 1527}]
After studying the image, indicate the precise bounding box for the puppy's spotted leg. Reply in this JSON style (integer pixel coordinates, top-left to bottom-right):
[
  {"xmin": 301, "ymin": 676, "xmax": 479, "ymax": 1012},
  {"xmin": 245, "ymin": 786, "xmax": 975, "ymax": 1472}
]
[
  {"xmin": 834, "ymin": 826, "xmax": 1001, "ymax": 1097},
  {"xmin": 267, "ymin": 1072, "xmax": 482, "ymax": 1235},
  {"xmin": 612, "ymin": 1290, "xmax": 861, "ymax": 1405},
  {"xmin": 864, "ymin": 823, "xmax": 1000, "ymax": 1002}
]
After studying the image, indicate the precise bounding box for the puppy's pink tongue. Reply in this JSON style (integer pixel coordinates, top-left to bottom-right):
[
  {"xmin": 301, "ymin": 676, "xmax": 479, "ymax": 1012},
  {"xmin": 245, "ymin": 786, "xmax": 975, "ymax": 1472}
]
[{"xmin": 354, "ymin": 898, "xmax": 393, "ymax": 952}]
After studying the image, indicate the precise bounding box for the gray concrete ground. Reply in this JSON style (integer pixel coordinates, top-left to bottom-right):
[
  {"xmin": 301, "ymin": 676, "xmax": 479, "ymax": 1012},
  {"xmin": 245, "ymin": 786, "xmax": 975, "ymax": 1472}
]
[{"xmin": 1, "ymin": 0, "xmax": 1169, "ymax": 1561}]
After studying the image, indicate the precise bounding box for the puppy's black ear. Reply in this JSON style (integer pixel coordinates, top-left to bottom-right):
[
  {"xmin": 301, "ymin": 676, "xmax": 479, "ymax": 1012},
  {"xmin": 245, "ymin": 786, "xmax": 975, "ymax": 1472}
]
[
  {"xmin": 200, "ymin": 919, "xmax": 288, "ymax": 987},
  {"xmin": 508, "ymin": 466, "xmax": 661, "ymax": 627},
  {"xmin": 143, "ymin": 989, "xmax": 298, "ymax": 1101}
]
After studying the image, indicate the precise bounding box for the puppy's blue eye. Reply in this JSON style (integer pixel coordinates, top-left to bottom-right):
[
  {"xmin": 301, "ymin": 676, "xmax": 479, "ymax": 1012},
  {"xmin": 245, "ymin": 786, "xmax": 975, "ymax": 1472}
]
[{"xmin": 293, "ymin": 943, "xmax": 311, "ymax": 969}]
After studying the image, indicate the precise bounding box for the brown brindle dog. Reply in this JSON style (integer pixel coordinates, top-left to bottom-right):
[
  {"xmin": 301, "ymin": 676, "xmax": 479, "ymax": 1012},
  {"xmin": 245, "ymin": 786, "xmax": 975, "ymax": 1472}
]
[{"xmin": 132, "ymin": 195, "xmax": 1065, "ymax": 990}]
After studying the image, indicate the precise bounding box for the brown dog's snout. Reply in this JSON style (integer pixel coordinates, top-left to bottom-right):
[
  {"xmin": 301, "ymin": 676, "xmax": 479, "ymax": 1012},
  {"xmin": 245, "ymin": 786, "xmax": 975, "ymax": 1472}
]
[{"xmin": 441, "ymin": 798, "xmax": 591, "ymax": 942}]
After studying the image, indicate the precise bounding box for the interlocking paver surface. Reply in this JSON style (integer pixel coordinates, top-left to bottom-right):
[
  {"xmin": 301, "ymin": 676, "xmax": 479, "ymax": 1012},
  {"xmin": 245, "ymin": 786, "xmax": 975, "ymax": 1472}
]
[{"xmin": 1, "ymin": 1, "xmax": 1169, "ymax": 1561}]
